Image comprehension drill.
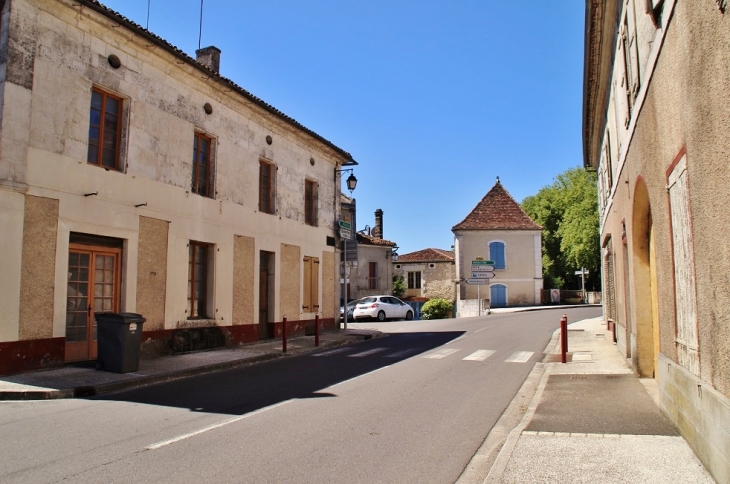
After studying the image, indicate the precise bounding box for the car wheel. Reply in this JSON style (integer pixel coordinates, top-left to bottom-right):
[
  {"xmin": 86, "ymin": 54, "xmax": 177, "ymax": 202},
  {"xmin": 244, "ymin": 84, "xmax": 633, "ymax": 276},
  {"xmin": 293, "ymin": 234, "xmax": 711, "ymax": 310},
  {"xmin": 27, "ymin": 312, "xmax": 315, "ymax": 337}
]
[
  {"xmin": 377, "ymin": 310, "xmax": 386, "ymax": 322},
  {"xmin": 405, "ymin": 310, "xmax": 413, "ymax": 321}
]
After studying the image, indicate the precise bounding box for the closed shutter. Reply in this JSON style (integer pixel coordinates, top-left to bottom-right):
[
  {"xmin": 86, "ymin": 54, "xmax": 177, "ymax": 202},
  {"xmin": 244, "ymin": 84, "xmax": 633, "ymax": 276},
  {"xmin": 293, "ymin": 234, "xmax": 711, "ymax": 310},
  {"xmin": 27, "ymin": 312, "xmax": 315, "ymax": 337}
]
[
  {"xmin": 489, "ymin": 242, "xmax": 506, "ymax": 269},
  {"xmin": 303, "ymin": 256, "xmax": 312, "ymax": 312},
  {"xmin": 312, "ymin": 257, "xmax": 320, "ymax": 311}
]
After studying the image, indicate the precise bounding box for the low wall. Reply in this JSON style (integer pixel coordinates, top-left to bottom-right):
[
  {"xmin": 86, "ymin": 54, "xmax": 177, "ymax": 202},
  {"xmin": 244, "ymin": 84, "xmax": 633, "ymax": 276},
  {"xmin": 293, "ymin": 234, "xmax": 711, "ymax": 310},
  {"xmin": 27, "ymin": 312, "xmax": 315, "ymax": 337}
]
[{"xmin": 457, "ymin": 299, "xmax": 490, "ymax": 318}]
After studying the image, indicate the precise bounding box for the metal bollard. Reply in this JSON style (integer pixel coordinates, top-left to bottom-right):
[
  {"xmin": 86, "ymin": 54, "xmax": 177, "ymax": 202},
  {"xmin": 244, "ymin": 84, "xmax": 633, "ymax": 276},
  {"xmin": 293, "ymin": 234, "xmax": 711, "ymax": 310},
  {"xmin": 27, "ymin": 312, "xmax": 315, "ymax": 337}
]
[
  {"xmin": 560, "ymin": 314, "xmax": 568, "ymax": 363},
  {"xmin": 315, "ymin": 314, "xmax": 320, "ymax": 347},
  {"xmin": 282, "ymin": 316, "xmax": 287, "ymax": 353}
]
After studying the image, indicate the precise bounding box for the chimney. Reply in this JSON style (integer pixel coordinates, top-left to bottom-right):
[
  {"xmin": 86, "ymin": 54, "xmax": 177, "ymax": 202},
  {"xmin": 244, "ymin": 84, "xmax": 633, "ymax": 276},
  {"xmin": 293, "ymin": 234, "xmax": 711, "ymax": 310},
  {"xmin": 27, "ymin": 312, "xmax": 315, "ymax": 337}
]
[
  {"xmin": 372, "ymin": 209, "xmax": 383, "ymax": 239},
  {"xmin": 196, "ymin": 46, "xmax": 221, "ymax": 74}
]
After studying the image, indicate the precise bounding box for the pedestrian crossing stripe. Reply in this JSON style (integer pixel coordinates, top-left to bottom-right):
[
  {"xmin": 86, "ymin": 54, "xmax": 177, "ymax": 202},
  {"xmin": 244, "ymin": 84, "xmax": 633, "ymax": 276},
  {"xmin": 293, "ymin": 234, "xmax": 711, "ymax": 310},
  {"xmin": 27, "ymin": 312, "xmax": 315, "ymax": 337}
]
[
  {"xmin": 384, "ymin": 348, "xmax": 420, "ymax": 358},
  {"xmin": 463, "ymin": 350, "xmax": 496, "ymax": 361},
  {"xmin": 422, "ymin": 348, "xmax": 460, "ymax": 359},
  {"xmin": 348, "ymin": 347, "xmax": 388, "ymax": 357},
  {"xmin": 505, "ymin": 351, "xmax": 534, "ymax": 363},
  {"xmin": 313, "ymin": 348, "xmax": 350, "ymax": 357}
]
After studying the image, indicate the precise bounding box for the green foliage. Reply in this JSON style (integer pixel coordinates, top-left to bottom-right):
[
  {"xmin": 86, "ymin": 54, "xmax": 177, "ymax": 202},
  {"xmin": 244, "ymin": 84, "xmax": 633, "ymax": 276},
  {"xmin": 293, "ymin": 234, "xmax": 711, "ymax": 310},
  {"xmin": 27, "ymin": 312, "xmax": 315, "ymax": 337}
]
[
  {"xmin": 421, "ymin": 298, "xmax": 453, "ymax": 320},
  {"xmin": 392, "ymin": 275, "xmax": 405, "ymax": 298},
  {"xmin": 522, "ymin": 167, "xmax": 600, "ymax": 290}
]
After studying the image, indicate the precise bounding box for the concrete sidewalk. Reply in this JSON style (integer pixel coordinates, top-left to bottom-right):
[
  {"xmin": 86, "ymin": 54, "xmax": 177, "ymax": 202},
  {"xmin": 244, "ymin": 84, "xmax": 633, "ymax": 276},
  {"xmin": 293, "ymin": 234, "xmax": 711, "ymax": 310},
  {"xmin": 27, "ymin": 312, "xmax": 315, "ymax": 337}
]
[
  {"xmin": 0, "ymin": 329, "xmax": 382, "ymax": 400},
  {"xmin": 474, "ymin": 317, "xmax": 715, "ymax": 483}
]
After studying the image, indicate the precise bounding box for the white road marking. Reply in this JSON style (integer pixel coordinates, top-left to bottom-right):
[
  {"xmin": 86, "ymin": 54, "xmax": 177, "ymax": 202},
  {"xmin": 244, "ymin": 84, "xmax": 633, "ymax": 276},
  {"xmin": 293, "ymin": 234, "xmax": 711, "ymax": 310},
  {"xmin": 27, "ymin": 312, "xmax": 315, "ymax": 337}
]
[
  {"xmin": 348, "ymin": 347, "xmax": 388, "ymax": 357},
  {"xmin": 463, "ymin": 350, "xmax": 495, "ymax": 361},
  {"xmin": 384, "ymin": 348, "xmax": 419, "ymax": 358},
  {"xmin": 505, "ymin": 351, "xmax": 534, "ymax": 363},
  {"xmin": 313, "ymin": 348, "xmax": 350, "ymax": 357},
  {"xmin": 446, "ymin": 335, "xmax": 465, "ymax": 345},
  {"xmin": 327, "ymin": 366, "xmax": 390, "ymax": 388},
  {"xmin": 474, "ymin": 327, "xmax": 488, "ymax": 334},
  {"xmin": 147, "ymin": 400, "xmax": 292, "ymax": 450},
  {"xmin": 422, "ymin": 348, "xmax": 460, "ymax": 359}
]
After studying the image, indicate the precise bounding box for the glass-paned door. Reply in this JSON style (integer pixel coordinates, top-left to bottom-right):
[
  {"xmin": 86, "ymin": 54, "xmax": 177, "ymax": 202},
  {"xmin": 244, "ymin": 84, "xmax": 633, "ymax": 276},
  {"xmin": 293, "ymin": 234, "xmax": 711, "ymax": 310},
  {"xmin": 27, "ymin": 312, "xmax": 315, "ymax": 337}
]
[{"xmin": 65, "ymin": 245, "xmax": 120, "ymax": 362}]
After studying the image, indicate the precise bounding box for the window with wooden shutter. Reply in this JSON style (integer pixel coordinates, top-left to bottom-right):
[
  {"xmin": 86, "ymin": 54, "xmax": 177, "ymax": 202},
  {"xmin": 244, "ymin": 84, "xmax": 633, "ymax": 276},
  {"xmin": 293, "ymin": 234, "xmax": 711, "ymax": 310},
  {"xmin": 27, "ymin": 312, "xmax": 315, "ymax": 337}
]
[
  {"xmin": 667, "ymin": 154, "xmax": 699, "ymax": 375},
  {"xmin": 88, "ymin": 88, "xmax": 123, "ymax": 170},
  {"xmin": 305, "ymin": 179, "xmax": 318, "ymax": 226},
  {"xmin": 303, "ymin": 256, "xmax": 320, "ymax": 313},
  {"xmin": 368, "ymin": 262, "xmax": 378, "ymax": 290},
  {"xmin": 489, "ymin": 241, "xmax": 506, "ymax": 270},
  {"xmin": 192, "ymin": 132, "xmax": 214, "ymax": 198},
  {"xmin": 259, "ymin": 160, "xmax": 276, "ymax": 214}
]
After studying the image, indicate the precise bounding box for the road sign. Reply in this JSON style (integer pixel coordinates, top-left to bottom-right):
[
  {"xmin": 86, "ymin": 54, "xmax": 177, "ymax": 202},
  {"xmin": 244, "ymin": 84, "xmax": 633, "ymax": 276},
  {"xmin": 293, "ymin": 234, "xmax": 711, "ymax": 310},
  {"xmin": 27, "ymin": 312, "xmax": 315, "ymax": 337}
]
[
  {"xmin": 472, "ymin": 265, "xmax": 495, "ymax": 272},
  {"xmin": 340, "ymin": 228, "xmax": 351, "ymax": 239},
  {"xmin": 472, "ymin": 260, "xmax": 494, "ymax": 265},
  {"xmin": 471, "ymin": 271, "xmax": 496, "ymax": 279},
  {"xmin": 466, "ymin": 278, "xmax": 490, "ymax": 285},
  {"xmin": 574, "ymin": 269, "xmax": 589, "ymax": 275},
  {"xmin": 339, "ymin": 220, "xmax": 351, "ymax": 230}
]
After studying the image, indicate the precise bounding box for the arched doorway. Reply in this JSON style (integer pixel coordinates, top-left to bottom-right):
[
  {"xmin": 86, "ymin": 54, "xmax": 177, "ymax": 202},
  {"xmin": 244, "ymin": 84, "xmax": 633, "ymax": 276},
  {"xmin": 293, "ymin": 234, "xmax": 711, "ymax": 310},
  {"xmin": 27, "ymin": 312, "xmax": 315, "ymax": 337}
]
[{"xmin": 632, "ymin": 178, "xmax": 659, "ymax": 378}]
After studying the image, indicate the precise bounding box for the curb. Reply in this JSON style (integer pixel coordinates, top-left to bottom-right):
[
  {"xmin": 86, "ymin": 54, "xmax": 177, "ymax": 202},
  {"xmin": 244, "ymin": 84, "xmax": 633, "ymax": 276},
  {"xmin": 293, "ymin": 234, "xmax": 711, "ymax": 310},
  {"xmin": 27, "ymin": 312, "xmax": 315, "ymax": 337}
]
[{"xmin": 0, "ymin": 331, "xmax": 383, "ymax": 401}]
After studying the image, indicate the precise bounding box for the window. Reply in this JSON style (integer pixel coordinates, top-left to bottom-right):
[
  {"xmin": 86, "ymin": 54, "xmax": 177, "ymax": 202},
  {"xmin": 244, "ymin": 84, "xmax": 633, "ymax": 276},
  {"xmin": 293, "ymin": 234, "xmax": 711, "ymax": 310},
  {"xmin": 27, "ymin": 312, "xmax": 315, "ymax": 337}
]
[
  {"xmin": 489, "ymin": 241, "xmax": 506, "ymax": 269},
  {"xmin": 305, "ymin": 179, "xmax": 318, "ymax": 226},
  {"xmin": 303, "ymin": 256, "xmax": 320, "ymax": 313},
  {"xmin": 192, "ymin": 132, "xmax": 214, "ymax": 198},
  {"xmin": 188, "ymin": 242, "xmax": 212, "ymax": 319},
  {"xmin": 407, "ymin": 271, "xmax": 421, "ymax": 289},
  {"xmin": 368, "ymin": 262, "xmax": 378, "ymax": 290},
  {"xmin": 88, "ymin": 88, "xmax": 123, "ymax": 170},
  {"xmin": 259, "ymin": 160, "xmax": 276, "ymax": 214}
]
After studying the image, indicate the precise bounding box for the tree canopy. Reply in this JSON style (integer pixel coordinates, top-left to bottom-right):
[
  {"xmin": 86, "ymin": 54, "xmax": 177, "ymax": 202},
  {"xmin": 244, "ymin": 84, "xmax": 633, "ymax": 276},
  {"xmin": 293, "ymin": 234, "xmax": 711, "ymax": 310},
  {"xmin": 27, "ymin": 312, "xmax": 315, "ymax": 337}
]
[{"xmin": 522, "ymin": 167, "xmax": 600, "ymax": 290}]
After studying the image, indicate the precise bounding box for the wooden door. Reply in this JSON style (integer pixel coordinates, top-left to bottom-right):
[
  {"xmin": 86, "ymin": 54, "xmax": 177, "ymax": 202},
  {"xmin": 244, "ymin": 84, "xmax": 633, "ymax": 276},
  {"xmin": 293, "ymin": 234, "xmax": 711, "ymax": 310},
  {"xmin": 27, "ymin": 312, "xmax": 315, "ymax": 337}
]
[
  {"xmin": 65, "ymin": 246, "xmax": 120, "ymax": 362},
  {"xmin": 259, "ymin": 251, "xmax": 273, "ymax": 339}
]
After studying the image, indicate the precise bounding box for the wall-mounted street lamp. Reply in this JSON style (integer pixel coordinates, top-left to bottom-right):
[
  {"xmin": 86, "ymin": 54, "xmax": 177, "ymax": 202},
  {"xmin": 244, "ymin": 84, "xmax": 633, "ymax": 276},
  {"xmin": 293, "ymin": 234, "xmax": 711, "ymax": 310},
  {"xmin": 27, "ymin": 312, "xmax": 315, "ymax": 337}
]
[
  {"xmin": 334, "ymin": 167, "xmax": 357, "ymax": 193},
  {"xmin": 386, "ymin": 245, "xmax": 400, "ymax": 261}
]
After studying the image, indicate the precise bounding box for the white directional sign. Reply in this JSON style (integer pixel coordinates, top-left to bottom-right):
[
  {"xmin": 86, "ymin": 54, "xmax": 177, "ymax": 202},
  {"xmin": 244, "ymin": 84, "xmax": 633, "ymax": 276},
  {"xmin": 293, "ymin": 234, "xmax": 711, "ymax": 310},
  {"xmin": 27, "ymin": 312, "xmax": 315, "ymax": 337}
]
[
  {"xmin": 472, "ymin": 265, "xmax": 495, "ymax": 272},
  {"xmin": 340, "ymin": 228, "xmax": 351, "ymax": 239},
  {"xmin": 466, "ymin": 278, "xmax": 490, "ymax": 285},
  {"xmin": 471, "ymin": 271, "xmax": 496, "ymax": 279}
]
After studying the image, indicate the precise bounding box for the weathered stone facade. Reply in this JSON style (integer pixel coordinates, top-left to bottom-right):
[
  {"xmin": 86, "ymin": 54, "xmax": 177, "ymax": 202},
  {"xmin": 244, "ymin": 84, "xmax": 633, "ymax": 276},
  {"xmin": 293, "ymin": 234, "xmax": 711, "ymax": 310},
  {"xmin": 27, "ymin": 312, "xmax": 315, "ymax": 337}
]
[
  {"xmin": 584, "ymin": 1, "xmax": 730, "ymax": 481},
  {"xmin": 0, "ymin": 0, "xmax": 354, "ymax": 374}
]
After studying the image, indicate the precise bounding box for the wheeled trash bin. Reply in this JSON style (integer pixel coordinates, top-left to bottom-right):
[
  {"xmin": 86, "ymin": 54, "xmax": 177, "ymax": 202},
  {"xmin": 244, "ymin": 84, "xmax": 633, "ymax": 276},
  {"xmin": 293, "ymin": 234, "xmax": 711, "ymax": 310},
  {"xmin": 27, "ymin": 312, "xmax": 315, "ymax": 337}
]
[{"xmin": 95, "ymin": 312, "xmax": 146, "ymax": 373}]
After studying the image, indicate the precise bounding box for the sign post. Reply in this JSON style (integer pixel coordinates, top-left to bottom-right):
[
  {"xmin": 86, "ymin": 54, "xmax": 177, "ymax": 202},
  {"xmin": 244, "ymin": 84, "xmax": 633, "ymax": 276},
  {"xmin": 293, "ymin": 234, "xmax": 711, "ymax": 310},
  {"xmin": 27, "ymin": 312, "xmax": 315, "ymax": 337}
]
[
  {"xmin": 574, "ymin": 268, "xmax": 589, "ymax": 302},
  {"xmin": 470, "ymin": 260, "xmax": 496, "ymax": 316}
]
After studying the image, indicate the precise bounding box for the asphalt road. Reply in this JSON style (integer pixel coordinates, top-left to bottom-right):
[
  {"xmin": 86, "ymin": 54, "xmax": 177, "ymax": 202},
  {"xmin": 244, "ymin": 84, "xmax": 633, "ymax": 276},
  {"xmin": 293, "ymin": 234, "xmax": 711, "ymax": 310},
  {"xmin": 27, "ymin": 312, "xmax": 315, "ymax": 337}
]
[{"xmin": 0, "ymin": 307, "xmax": 601, "ymax": 483}]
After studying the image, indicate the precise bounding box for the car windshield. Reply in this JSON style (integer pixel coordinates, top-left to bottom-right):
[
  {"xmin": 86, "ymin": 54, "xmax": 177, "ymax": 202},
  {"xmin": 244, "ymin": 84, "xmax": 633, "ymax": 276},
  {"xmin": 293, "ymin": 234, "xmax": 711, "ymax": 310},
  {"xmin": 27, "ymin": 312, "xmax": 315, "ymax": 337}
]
[{"xmin": 359, "ymin": 297, "xmax": 377, "ymax": 304}]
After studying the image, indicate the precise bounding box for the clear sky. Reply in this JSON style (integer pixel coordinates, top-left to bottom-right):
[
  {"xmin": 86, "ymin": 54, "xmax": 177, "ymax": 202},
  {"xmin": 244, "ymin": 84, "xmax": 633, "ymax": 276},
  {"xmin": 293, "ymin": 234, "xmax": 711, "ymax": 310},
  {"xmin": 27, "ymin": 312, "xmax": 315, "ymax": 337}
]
[{"xmin": 99, "ymin": 0, "xmax": 585, "ymax": 255}]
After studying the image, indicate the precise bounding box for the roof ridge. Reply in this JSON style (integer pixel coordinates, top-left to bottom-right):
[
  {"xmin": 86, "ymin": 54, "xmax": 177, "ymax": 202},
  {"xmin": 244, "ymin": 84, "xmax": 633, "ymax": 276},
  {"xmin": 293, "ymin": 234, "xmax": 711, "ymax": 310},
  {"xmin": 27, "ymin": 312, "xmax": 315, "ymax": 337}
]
[{"xmin": 452, "ymin": 181, "xmax": 542, "ymax": 231}]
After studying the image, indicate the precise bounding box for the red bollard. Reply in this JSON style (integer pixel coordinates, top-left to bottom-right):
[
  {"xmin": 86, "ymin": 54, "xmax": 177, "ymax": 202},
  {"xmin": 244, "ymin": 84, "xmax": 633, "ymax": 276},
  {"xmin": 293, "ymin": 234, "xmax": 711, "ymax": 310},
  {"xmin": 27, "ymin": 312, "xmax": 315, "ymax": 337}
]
[
  {"xmin": 560, "ymin": 314, "xmax": 568, "ymax": 363},
  {"xmin": 315, "ymin": 314, "xmax": 320, "ymax": 347},
  {"xmin": 282, "ymin": 316, "xmax": 287, "ymax": 353}
]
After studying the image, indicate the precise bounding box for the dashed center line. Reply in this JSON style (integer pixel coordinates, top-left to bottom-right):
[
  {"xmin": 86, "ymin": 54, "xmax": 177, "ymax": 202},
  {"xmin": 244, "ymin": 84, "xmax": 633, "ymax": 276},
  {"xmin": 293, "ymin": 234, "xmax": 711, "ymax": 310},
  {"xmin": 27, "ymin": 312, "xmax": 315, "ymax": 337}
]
[
  {"xmin": 463, "ymin": 350, "xmax": 495, "ymax": 361},
  {"xmin": 423, "ymin": 348, "xmax": 460, "ymax": 359}
]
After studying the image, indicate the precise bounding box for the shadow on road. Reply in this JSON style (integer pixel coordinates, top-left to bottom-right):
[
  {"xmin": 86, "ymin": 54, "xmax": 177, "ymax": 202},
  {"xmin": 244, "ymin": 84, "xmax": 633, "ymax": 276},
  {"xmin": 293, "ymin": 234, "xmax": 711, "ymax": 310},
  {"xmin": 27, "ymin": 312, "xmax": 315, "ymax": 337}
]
[{"xmin": 90, "ymin": 331, "xmax": 465, "ymax": 416}]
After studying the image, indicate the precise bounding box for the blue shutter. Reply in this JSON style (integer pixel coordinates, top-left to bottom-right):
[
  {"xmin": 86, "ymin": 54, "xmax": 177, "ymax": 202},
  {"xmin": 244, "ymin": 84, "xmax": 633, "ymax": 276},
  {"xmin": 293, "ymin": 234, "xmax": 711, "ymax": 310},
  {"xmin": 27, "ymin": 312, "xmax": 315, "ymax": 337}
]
[
  {"xmin": 489, "ymin": 242, "xmax": 506, "ymax": 269},
  {"xmin": 491, "ymin": 284, "xmax": 507, "ymax": 307}
]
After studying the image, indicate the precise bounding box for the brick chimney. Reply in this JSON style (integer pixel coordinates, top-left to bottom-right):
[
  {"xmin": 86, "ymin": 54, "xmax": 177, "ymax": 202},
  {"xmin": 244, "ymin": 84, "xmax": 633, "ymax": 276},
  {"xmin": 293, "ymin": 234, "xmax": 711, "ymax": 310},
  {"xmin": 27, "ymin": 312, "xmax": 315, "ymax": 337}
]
[
  {"xmin": 372, "ymin": 209, "xmax": 383, "ymax": 239},
  {"xmin": 196, "ymin": 46, "xmax": 221, "ymax": 74}
]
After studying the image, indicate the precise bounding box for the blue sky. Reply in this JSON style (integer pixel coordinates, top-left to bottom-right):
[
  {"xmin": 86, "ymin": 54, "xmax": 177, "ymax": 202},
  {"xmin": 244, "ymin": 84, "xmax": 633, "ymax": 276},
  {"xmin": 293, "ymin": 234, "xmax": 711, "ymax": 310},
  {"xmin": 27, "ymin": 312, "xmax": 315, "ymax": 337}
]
[{"xmin": 100, "ymin": 0, "xmax": 585, "ymax": 255}]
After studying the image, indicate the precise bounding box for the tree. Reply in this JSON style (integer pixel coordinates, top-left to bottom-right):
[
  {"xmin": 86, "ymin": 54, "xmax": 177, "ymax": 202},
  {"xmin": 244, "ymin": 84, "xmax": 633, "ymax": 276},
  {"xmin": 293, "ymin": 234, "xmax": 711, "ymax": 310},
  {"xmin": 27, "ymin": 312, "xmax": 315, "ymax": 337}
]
[
  {"xmin": 392, "ymin": 275, "xmax": 405, "ymax": 298},
  {"xmin": 522, "ymin": 167, "xmax": 600, "ymax": 290}
]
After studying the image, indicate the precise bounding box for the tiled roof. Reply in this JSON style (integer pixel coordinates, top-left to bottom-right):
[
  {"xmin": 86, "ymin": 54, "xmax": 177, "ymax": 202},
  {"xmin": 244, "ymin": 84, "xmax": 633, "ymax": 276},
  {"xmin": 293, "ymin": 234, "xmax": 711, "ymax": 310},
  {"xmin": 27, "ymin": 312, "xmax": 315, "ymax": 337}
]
[
  {"xmin": 78, "ymin": 1, "xmax": 355, "ymax": 164},
  {"xmin": 452, "ymin": 180, "xmax": 542, "ymax": 231},
  {"xmin": 396, "ymin": 248, "xmax": 454, "ymax": 262},
  {"xmin": 357, "ymin": 232, "xmax": 397, "ymax": 248}
]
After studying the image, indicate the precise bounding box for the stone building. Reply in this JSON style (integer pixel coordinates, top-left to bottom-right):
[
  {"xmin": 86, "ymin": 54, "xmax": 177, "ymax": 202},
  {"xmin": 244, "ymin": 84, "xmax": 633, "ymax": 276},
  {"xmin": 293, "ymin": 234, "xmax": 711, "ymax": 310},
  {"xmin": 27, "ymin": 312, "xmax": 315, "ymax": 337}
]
[
  {"xmin": 393, "ymin": 248, "xmax": 455, "ymax": 301},
  {"xmin": 0, "ymin": 0, "xmax": 356, "ymax": 374},
  {"xmin": 584, "ymin": 1, "xmax": 730, "ymax": 480},
  {"xmin": 452, "ymin": 179, "xmax": 542, "ymax": 314}
]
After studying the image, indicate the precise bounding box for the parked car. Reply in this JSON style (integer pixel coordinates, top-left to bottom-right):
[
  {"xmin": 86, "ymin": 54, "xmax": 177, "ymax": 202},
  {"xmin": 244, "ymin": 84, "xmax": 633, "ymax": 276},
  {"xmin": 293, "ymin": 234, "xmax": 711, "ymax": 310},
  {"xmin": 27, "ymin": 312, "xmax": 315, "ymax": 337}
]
[
  {"xmin": 340, "ymin": 298, "xmax": 364, "ymax": 322},
  {"xmin": 353, "ymin": 296, "xmax": 414, "ymax": 322}
]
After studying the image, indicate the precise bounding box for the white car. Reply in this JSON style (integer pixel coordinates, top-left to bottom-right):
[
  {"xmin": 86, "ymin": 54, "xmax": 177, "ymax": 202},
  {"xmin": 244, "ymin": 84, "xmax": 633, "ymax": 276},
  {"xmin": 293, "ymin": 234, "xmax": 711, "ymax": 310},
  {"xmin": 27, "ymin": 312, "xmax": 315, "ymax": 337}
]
[{"xmin": 353, "ymin": 296, "xmax": 414, "ymax": 322}]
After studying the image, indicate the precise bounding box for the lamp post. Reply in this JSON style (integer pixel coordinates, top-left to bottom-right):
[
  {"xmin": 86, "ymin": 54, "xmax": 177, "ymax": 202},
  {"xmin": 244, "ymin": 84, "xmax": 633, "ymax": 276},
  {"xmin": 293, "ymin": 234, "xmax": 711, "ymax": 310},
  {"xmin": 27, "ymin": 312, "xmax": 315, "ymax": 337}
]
[{"xmin": 335, "ymin": 166, "xmax": 357, "ymax": 330}]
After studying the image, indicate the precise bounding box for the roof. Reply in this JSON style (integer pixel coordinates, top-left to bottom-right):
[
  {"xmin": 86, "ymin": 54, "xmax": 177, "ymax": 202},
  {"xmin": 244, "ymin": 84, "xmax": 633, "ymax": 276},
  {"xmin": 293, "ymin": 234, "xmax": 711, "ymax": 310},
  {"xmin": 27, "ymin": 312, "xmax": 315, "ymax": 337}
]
[
  {"xmin": 78, "ymin": 1, "xmax": 355, "ymax": 164},
  {"xmin": 396, "ymin": 248, "xmax": 454, "ymax": 263},
  {"xmin": 452, "ymin": 180, "xmax": 542, "ymax": 231},
  {"xmin": 357, "ymin": 232, "xmax": 397, "ymax": 248}
]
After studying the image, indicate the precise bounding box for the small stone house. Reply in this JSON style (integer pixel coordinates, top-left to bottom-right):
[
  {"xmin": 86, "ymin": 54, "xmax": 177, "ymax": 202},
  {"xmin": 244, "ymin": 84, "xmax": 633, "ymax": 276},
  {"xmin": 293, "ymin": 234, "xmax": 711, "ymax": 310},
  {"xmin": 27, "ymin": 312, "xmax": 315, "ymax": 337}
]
[
  {"xmin": 452, "ymin": 179, "xmax": 542, "ymax": 312},
  {"xmin": 393, "ymin": 248, "xmax": 455, "ymax": 301}
]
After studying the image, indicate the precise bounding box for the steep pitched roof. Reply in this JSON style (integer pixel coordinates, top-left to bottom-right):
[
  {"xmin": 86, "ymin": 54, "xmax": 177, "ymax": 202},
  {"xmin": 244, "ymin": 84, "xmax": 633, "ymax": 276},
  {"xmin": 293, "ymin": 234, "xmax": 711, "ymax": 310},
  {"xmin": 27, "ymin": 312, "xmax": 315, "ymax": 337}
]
[
  {"xmin": 452, "ymin": 180, "xmax": 542, "ymax": 231},
  {"xmin": 397, "ymin": 248, "xmax": 454, "ymax": 263},
  {"xmin": 357, "ymin": 232, "xmax": 397, "ymax": 248}
]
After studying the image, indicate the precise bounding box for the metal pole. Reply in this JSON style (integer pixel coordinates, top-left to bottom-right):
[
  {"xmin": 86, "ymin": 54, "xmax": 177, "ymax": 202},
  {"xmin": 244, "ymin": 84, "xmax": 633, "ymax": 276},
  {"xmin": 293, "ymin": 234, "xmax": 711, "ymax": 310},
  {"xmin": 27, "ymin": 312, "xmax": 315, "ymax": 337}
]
[
  {"xmin": 477, "ymin": 283, "xmax": 481, "ymax": 316},
  {"xmin": 282, "ymin": 316, "xmax": 287, "ymax": 353},
  {"xmin": 315, "ymin": 313, "xmax": 320, "ymax": 347},
  {"xmin": 343, "ymin": 241, "xmax": 348, "ymax": 331},
  {"xmin": 581, "ymin": 268, "xmax": 586, "ymax": 303}
]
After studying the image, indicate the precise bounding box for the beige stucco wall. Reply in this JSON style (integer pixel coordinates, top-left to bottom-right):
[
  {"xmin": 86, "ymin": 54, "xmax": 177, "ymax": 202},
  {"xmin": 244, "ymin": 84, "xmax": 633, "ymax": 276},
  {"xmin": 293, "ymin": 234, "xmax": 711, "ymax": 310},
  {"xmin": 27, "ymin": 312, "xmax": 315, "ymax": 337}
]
[
  {"xmin": 232, "ymin": 235, "xmax": 255, "ymax": 326},
  {"xmin": 593, "ymin": 1, "xmax": 730, "ymax": 480},
  {"xmin": 280, "ymin": 244, "xmax": 300, "ymax": 320},
  {"xmin": 454, "ymin": 229, "xmax": 542, "ymax": 305},
  {"xmin": 352, "ymin": 244, "xmax": 392, "ymax": 298},
  {"xmin": 0, "ymin": 0, "xmax": 344, "ymax": 345},
  {"xmin": 136, "ymin": 216, "xmax": 169, "ymax": 331},
  {"xmin": 18, "ymin": 195, "xmax": 58, "ymax": 340}
]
